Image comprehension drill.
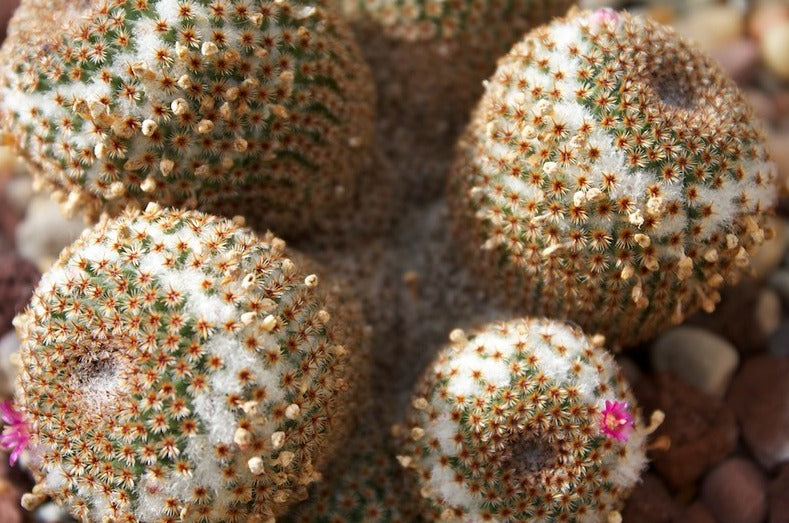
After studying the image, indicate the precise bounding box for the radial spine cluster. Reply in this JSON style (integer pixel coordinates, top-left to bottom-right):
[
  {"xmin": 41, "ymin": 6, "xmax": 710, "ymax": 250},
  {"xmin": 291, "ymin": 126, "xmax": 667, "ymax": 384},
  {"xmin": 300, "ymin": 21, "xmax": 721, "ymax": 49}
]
[
  {"xmin": 0, "ymin": 0, "xmax": 374, "ymax": 234},
  {"xmin": 397, "ymin": 318, "xmax": 649, "ymax": 522},
  {"xmin": 13, "ymin": 205, "xmax": 368, "ymax": 522},
  {"xmin": 450, "ymin": 9, "xmax": 779, "ymax": 347},
  {"xmin": 283, "ymin": 410, "xmax": 419, "ymax": 523}
]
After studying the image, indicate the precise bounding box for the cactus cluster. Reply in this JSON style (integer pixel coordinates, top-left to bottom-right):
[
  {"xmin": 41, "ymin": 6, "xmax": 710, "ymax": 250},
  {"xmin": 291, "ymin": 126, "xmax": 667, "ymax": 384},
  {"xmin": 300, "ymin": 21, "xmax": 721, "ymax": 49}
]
[
  {"xmin": 0, "ymin": 0, "xmax": 374, "ymax": 235},
  {"xmin": 336, "ymin": 0, "xmax": 575, "ymax": 201},
  {"xmin": 397, "ymin": 318, "xmax": 649, "ymax": 522},
  {"xmin": 450, "ymin": 8, "xmax": 779, "ymax": 347},
  {"xmin": 12, "ymin": 205, "xmax": 368, "ymax": 521},
  {"xmin": 0, "ymin": 1, "xmax": 781, "ymax": 522}
]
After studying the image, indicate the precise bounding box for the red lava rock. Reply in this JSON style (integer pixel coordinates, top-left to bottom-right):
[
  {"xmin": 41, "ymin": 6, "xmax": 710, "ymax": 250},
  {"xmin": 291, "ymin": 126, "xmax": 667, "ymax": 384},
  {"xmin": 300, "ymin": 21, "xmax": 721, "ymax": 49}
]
[
  {"xmin": 678, "ymin": 502, "xmax": 716, "ymax": 523},
  {"xmin": 634, "ymin": 373, "xmax": 738, "ymax": 489},
  {"xmin": 701, "ymin": 458, "xmax": 768, "ymax": 523},
  {"xmin": 728, "ymin": 356, "xmax": 789, "ymax": 469},
  {"xmin": 0, "ymin": 252, "xmax": 40, "ymax": 335},
  {"xmin": 621, "ymin": 473, "xmax": 679, "ymax": 523},
  {"xmin": 768, "ymin": 465, "xmax": 789, "ymax": 523}
]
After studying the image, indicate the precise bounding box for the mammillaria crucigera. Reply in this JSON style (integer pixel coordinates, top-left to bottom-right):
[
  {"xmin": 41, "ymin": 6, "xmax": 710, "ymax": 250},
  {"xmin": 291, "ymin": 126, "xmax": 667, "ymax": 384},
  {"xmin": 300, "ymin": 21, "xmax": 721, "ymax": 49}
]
[
  {"xmin": 449, "ymin": 8, "xmax": 780, "ymax": 347},
  {"xmin": 337, "ymin": 0, "xmax": 575, "ymax": 201},
  {"xmin": 397, "ymin": 318, "xmax": 654, "ymax": 522},
  {"xmin": 0, "ymin": 0, "xmax": 374, "ymax": 236},
  {"xmin": 9, "ymin": 205, "xmax": 369, "ymax": 521}
]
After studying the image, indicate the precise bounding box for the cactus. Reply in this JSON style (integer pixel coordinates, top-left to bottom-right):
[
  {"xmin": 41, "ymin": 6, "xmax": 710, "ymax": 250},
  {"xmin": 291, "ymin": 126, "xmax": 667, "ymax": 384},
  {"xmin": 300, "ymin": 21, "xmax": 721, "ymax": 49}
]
[
  {"xmin": 336, "ymin": 0, "xmax": 575, "ymax": 201},
  {"xmin": 397, "ymin": 318, "xmax": 649, "ymax": 522},
  {"xmin": 283, "ymin": 410, "xmax": 420, "ymax": 523},
  {"xmin": 0, "ymin": 0, "xmax": 375, "ymax": 236},
  {"xmin": 450, "ymin": 8, "xmax": 779, "ymax": 347},
  {"xmin": 12, "ymin": 205, "xmax": 368, "ymax": 522}
]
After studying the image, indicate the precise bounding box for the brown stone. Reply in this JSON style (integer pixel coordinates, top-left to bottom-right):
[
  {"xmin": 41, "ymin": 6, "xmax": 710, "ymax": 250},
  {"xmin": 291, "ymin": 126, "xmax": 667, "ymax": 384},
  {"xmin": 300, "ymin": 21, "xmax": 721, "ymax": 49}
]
[
  {"xmin": 769, "ymin": 465, "xmax": 789, "ymax": 523},
  {"xmin": 701, "ymin": 458, "xmax": 768, "ymax": 523},
  {"xmin": 728, "ymin": 356, "xmax": 789, "ymax": 469},
  {"xmin": 678, "ymin": 502, "xmax": 716, "ymax": 523},
  {"xmin": 621, "ymin": 473, "xmax": 679, "ymax": 523},
  {"xmin": 634, "ymin": 373, "xmax": 738, "ymax": 489}
]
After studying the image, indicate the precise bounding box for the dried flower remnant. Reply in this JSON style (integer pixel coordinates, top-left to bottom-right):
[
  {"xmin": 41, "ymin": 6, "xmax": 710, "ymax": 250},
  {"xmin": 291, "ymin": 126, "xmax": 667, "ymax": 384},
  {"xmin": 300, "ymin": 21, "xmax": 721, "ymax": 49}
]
[
  {"xmin": 0, "ymin": 400, "xmax": 29, "ymax": 466},
  {"xmin": 12, "ymin": 205, "xmax": 369, "ymax": 522},
  {"xmin": 450, "ymin": 9, "xmax": 779, "ymax": 347},
  {"xmin": 397, "ymin": 318, "xmax": 649, "ymax": 522},
  {"xmin": 0, "ymin": 0, "xmax": 375, "ymax": 237}
]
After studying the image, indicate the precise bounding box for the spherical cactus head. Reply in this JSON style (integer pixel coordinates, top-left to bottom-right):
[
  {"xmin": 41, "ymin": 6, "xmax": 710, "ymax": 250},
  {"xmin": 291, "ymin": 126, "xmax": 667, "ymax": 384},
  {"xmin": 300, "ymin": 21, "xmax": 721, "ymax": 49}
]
[
  {"xmin": 0, "ymin": 0, "xmax": 374, "ymax": 236},
  {"xmin": 399, "ymin": 318, "xmax": 648, "ymax": 521},
  {"xmin": 284, "ymin": 413, "xmax": 420, "ymax": 523},
  {"xmin": 13, "ymin": 205, "xmax": 368, "ymax": 521},
  {"xmin": 450, "ymin": 9, "xmax": 779, "ymax": 347},
  {"xmin": 342, "ymin": 0, "xmax": 575, "ymax": 44}
]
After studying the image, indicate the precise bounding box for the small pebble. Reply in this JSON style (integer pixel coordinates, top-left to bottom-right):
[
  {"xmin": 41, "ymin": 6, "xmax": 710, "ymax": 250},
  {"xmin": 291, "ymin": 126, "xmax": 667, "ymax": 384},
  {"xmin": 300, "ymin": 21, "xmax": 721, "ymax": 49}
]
[
  {"xmin": 768, "ymin": 465, "xmax": 789, "ymax": 523},
  {"xmin": 0, "ymin": 481, "xmax": 22, "ymax": 523},
  {"xmin": 748, "ymin": 2, "xmax": 789, "ymax": 40},
  {"xmin": 674, "ymin": 5, "xmax": 744, "ymax": 53},
  {"xmin": 621, "ymin": 473, "xmax": 679, "ymax": 523},
  {"xmin": 651, "ymin": 326, "xmax": 739, "ymax": 398},
  {"xmin": 728, "ymin": 355, "xmax": 789, "ymax": 469},
  {"xmin": 701, "ymin": 458, "xmax": 767, "ymax": 523},
  {"xmin": 745, "ymin": 88, "xmax": 778, "ymax": 122},
  {"xmin": 768, "ymin": 322, "xmax": 789, "ymax": 356},
  {"xmin": 678, "ymin": 502, "xmax": 716, "ymax": 523},
  {"xmin": 770, "ymin": 270, "xmax": 789, "ymax": 305},
  {"xmin": 16, "ymin": 197, "xmax": 86, "ymax": 271},
  {"xmin": 755, "ymin": 288, "xmax": 782, "ymax": 338},
  {"xmin": 713, "ymin": 38, "xmax": 760, "ymax": 84},
  {"xmin": 634, "ymin": 374, "xmax": 738, "ymax": 489},
  {"xmin": 762, "ymin": 21, "xmax": 789, "ymax": 80},
  {"xmin": 751, "ymin": 218, "xmax": 788, "ymax": 281}
]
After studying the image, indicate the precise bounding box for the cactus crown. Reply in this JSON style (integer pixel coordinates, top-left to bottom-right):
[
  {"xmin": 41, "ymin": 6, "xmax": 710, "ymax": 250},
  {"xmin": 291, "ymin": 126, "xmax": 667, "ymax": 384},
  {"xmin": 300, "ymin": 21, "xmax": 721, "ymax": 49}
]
[
  {"xmin": 451, "ymin": 9, "xmax": 778, "ymax": 346},
  {"xmin": 399, "ymin": 318, "xmax": 648, "ymax": 522},
  {"xmin": 0, "ymin": 0, "xmax": 374, "ymax": 232},
  {"xmin": 13, "ymin": 205, "xmax": 366, "ymax": 522}
]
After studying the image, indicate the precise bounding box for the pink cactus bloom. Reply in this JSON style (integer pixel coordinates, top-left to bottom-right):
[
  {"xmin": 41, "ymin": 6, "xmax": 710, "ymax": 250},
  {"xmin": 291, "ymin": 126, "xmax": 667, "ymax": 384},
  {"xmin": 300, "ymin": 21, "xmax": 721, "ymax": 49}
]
[
  {"xmin": 592, "ymin": 8, "xmax": 620, "ymax": 24},
  {"xmin": 600, "ymin": 400, "xmax": 633, "ymax": 442},
  {"xmin": 0, "ymin": 400, "xmax": 29, "ymax": 466}
]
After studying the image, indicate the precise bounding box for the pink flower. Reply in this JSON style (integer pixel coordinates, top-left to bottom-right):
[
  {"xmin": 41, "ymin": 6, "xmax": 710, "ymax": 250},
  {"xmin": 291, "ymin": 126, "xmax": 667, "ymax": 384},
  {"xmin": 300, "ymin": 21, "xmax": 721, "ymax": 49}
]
[
  {"xmin": 0, "ymin": 400, "xmax": 29, "ymax": 466},
  {"xmin": 592, "ymin": 8, "xmax": 620, "ymax": 24},
  {"xmin": 600, "ymin": 400, "xmax": 633, "ymax": 442}
]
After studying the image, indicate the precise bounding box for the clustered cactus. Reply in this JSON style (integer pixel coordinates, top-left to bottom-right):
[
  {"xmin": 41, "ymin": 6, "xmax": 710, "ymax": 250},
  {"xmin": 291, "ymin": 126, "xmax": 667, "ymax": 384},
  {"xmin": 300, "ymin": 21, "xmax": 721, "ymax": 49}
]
[
  {"xmin": 0, "ymin": 1, "xmax": 781, "ymax": 522},
  {"xmin": 0, "ymin": 0, "xmax": 374, "ymax": 235},
  {"xmin": 337, "ymin": 0, "xmax": 576, "ymax": 201},
  {"xmin": 12, "ymin": 205, "xmax": 368, "ymax": 521},
  {"xmin": 284, "ymin": 410, "xmax": 419, "ymax": 523},
  {"xmin": 450, "ymin": 8, "xmax": 779, "ymax": 347},
  {"xmin": 397, "ymin": 318, "xmax": 649, "ymax": 522}
]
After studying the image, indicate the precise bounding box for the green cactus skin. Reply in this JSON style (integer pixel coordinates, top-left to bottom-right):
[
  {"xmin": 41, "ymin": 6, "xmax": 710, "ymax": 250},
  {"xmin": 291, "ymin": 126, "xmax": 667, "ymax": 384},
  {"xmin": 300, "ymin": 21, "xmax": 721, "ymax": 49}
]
[
  {"xmin": 450, "ymin": 9, "xmax": 779, "ymax": 347},
  {"xmin": 397, "ymin": 318, "xmax": 649, "ymax": 522},
  {"xmin": 0, "ymin": 0, "xmax": 375, "ymax": 236},
  {"xmin": 13, "ymin": 205, "xmax": 369, "ymax": 522}
]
